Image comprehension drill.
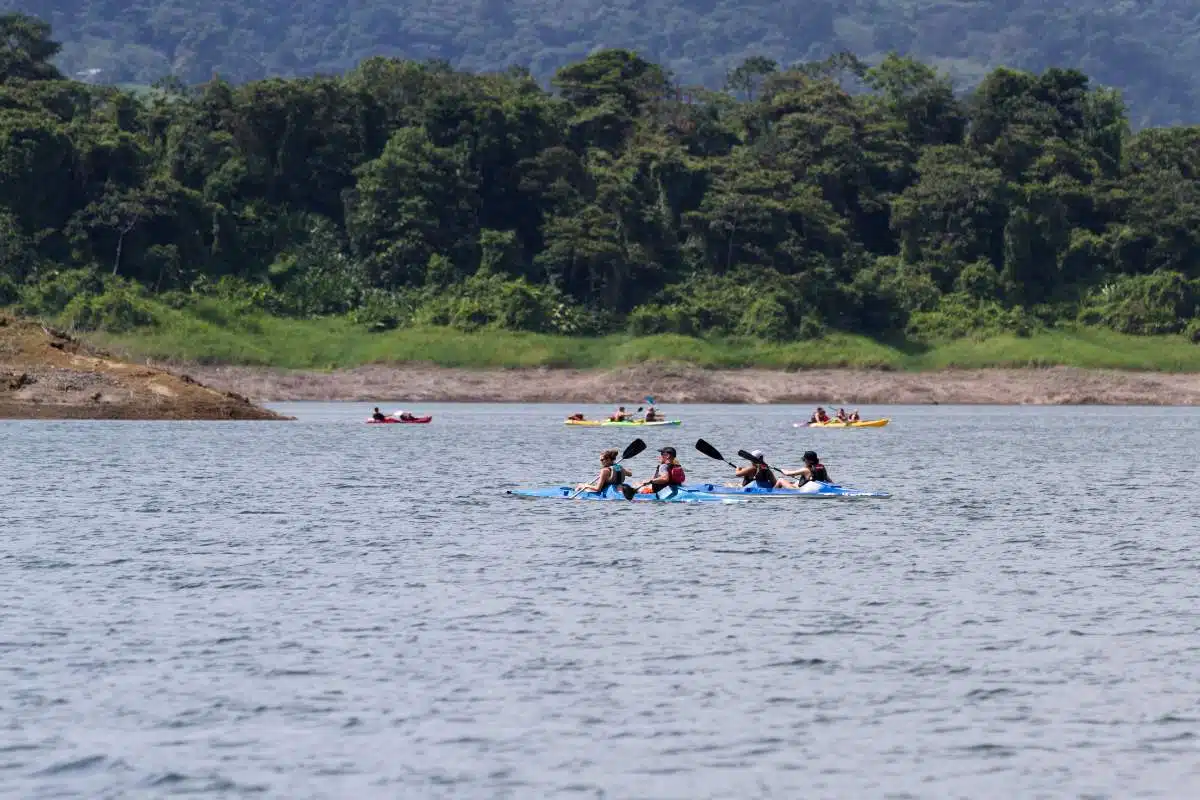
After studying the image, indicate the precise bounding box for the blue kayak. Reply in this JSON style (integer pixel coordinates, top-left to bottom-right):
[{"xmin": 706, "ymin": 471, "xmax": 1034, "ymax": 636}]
[
  {"xmin": 507, "ymin": 485, "xmax": 745, "ymax": 503},
  {"xmin": 683, "ymin": 481, "xmax": 891, "ymax": 499}
]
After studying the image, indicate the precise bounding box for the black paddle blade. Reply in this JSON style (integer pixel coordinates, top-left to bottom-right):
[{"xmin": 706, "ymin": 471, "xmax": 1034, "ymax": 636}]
[
  {"xmin": 695, "ymin": 439, "xmax": 724, "ymax": 462},
  {"xmin": 622, "ymin": 438, "xmax": 647, "ymax": 460},
  {"xmin": 738, "ymin": 449, "xmax": 764, "ymax": 464}
]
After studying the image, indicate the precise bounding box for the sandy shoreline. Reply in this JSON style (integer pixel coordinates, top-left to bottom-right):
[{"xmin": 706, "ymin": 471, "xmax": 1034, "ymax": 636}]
[
  {"xmin": 0, "ymin": 316, "xmax": 290, "ymax": 420},
  {"xmin": 172, "ymin": 363, "xmax": 1200, "ymax": 406}
]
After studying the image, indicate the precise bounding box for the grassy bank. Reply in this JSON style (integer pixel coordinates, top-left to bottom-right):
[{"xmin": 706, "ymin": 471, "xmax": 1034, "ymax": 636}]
[{"xmin": 79, "ymin": 304, "xmax": 1200, "ymax": 371}]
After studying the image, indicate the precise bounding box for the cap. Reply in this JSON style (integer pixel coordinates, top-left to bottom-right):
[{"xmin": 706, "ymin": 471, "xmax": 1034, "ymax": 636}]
[
  {"xmin": 749, "ymin": 449, "xmax": 764, "ymax": 459},
  {"xmin": 803, "ymin": 450, "xmax": 818, "ymax": 462},
  {"xmin": 659, "ymin": 446, "xmax": 677, "ymax": 457}
]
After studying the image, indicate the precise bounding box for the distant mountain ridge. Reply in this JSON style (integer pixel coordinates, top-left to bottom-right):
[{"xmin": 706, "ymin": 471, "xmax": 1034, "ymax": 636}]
[{"xmin": 5, "ymin": 0, "xmax": 1200, "ymax": 125}]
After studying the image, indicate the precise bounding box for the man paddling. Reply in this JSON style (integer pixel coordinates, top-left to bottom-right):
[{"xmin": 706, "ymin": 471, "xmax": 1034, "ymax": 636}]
[
  {"xmin": 636, "ymin": 447, "xmax": 686, "ymax": 493},
  {"xmin": 371, "ymin": 407, "xmax": 387, "ymax": 421}
]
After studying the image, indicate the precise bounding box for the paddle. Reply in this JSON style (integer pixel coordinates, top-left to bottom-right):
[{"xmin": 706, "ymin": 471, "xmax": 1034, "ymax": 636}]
[
  {"xmin": 570, "ymin": 438, "xmax": 646, "ymax": 499},
  {"xmin": 738, "ymin": 449, "xmax": 809, "ymax": 484},
  {"xmin": 695, "ymin": 439, "xmax": 741, "ymax": 470}
]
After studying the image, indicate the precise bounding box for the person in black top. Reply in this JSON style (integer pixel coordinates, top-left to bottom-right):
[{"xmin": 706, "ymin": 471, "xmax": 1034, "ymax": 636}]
[
  {"xmin": 575, "ymin": 448, "xmax": 634, "ymax": 498},
  {"xmin": 371, "ymin": 407, "xmax": 387, "ymax": 421},
  {"xmin": 783, "ymin": 451, "xmax": 832, "ymax": 485},
  {"xmin": 735, "ymin": 449, "xmax": 789, "ymax": 488}
]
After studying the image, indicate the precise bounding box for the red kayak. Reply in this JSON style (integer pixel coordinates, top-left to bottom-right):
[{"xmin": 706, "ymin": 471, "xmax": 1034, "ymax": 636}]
[{"xmin": 366, "ymin": 416, "xmax": 432, "ymax": 424}]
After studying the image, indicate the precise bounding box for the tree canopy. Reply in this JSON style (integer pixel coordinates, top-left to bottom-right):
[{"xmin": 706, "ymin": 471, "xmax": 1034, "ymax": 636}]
[
  {"xmin": 1, "ymin": 14, "xmax": 1198, "ymax": 344},
  {"xmin": 8, "ymin": 0, "xmax": 1200, "ymax": 126}
]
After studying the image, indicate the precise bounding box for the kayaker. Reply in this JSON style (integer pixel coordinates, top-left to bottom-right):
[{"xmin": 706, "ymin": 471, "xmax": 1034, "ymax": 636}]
[
  {"xmin": 609, "ymin": 406, "xmax": 630, "ymax": 422},
  {"xmin": 809, "ymin": 407, "xmax": 830, "ymax": 424},
  {"xmin": 783, "ymin": 450, "xmax": 831, "ymax": 485},
  {"xmin": 567, "ymin": 412, "xmax": 585, "ymax": 421},
  {"xmin": 371, "ymin": 407, "xmax": 387, "ymax": 421},
  {"xmin": 637, "ymin": 447, "xmax": 686, "ymax": 493},
  {"xmin": 575, "ymin": 448, "xmax": 634, "ymax": 498},
  {"xmin": 644, "ymin": 406, "xmax": 658, "ymax": 422},
  {"xmin": 736, "ymin": 449, "xmax": 787, "ymax": 488},
  {"xmin": 849, "ymin": 409, "xmax": 861, "ymax": 422},
  {"xmin": 836, "ymin": 408, "xmax": 848, "ymax": 422},
  {"xmin": 393, "ymin": 409, "xmax": 417, "ymax": 421}
]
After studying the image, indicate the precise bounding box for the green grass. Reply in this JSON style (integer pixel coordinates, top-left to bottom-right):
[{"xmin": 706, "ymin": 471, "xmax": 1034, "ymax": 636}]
[{"xmin": 82, "ymin": 303, "xmax": 1200, "ymax": 371}]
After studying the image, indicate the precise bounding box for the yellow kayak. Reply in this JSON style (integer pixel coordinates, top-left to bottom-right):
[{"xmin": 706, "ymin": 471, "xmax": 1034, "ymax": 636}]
[{"xmin": 799, "ymin": 418, "xmax": 890, "ymax": 428}]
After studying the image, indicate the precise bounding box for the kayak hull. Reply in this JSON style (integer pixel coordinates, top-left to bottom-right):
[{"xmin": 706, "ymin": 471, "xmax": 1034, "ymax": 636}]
[
  {"xmin": 684, "ymin": 481, "xmax": 891, "ymax": 499},
  {"xmin": 564, "ymin": 419, "xmax": 681, "ymax": 424},
  {"xmin": 507, "ymin": 485, "xmax": 742, "ymax": 503},
  {"xmin": 366, "ymin": 416, "xmax": 433, "ymax": 424},
  {"xmin": 798, "ymin": 418, "xmax": 890, "ymax": 428},
  {"xmin": 565, "ymin": 419, "xmax": 682, "ymax": 427}
]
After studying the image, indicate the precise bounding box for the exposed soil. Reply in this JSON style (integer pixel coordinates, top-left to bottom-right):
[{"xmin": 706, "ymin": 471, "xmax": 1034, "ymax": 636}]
[
  {"xmin": 178, "ymin": 362, "xmax": 1200, "ymax": 406},
  {"xmin": 0, "ymin": 315, "xmax": 292, "ymax": 420}
]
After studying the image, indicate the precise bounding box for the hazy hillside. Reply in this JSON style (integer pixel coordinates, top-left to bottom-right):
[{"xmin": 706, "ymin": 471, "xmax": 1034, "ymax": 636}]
[{"xmin": 7, "ymin": 0, "xmax": 1200, "ymax": 126}]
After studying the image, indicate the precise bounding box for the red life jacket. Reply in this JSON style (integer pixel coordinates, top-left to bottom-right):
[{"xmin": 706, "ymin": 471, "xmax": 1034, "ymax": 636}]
[{"xmin": 657, "ymin": 463, "xmax": 686, "ymax": 486}]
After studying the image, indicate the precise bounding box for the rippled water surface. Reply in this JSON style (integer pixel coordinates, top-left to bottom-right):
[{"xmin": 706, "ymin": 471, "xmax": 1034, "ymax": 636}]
[{"xmin": 3, "ymin": 403, "xmax": 1199, "ymax": 798}]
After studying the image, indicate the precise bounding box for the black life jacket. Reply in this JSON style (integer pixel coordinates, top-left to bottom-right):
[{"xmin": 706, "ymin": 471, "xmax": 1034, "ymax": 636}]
[
  {"xmin": 600, "ymin": 464, "xmax": 626, "ymax": 488},
  {"xmin": 742, "ymin": 466, "xmax": 776, "ymax": 487}
]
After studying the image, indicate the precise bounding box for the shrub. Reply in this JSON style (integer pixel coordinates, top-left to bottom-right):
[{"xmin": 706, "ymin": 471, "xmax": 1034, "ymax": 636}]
[
  {"xmin": 631, "ymin": 268, "xmax": 820, "ymax": 340},
  {"xmin": 907, "ymin": 293, "xmax": 1041, "ymax": 340},
  {"xmin": 1186, "ymin": 318, "xmax": 1200, "ymax": 344},
  {"xmin": 17, "ymin": 269, "xmax": 105, "ymax": 316},
  {"xmin": 61, "ymin": 287, "xmax": 157, "ymax": 332},
  {"xmin": 1077, "ymin": 271, "xmax": 1198, "ymax": 335},
  {"xmin": 0, "ymin": 274, "xmax": 17, "ymax": 306}
]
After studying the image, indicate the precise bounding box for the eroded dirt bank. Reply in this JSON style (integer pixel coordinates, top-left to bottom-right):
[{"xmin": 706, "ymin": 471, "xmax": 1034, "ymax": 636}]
[
  {"xmin": 0, "ymin": 316, "xmax": 291, "ymax": 420},
  {"xmin": 179, "ymin": 362, "xmax": 1200, "ymax": 406}
]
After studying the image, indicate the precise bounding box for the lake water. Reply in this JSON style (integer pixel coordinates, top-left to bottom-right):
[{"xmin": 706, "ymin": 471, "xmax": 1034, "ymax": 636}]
[{"xmin": 2, "ymin": 403, "xmax": 1199, "ymax": 798}]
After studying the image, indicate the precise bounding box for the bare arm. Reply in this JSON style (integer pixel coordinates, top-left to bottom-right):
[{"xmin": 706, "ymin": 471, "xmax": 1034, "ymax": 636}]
[{"xmin": 575, "ymin": 466, "xmax": 610, "ymax": 493}]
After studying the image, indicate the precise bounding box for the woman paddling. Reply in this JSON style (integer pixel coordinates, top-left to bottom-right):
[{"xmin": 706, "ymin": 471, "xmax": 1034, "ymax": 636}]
[
  {"xmin": 575, "ymin": 448, "xmax": 635, "ymax": 498},
  {"xmin": 782, "ymin": 451, "xmax": 832, "ymax": 485},
  {"xmin": 735, "ymin": 449, "xmax": 790, "ymax": 489}
]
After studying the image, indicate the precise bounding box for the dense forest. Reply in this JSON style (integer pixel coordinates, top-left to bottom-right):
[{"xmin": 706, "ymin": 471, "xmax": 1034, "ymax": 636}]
[
  {"xmin": 0, "ymin": 13, "xmax": 1198, "ymax": 347},
  {"xmin": 10, "ymin": 0, "xmax": 1200, "ymax": 126}
]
